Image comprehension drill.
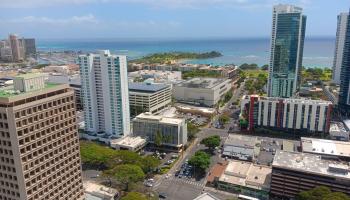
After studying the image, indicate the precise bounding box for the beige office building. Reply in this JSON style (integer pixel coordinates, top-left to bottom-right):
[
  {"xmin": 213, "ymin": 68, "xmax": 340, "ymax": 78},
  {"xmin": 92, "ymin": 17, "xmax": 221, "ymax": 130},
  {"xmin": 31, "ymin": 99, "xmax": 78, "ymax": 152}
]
[{"xmin": 0, "ymin": 74, "xmax": 84, "ymax": 200}]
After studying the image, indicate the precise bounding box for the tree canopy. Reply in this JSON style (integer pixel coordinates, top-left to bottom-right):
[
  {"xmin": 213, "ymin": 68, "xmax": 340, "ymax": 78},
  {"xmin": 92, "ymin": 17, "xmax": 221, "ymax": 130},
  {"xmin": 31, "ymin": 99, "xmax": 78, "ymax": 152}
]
[
  {"xmin": 296, "ymin": 186, "xmax": 350, "ymax": 200},
  {"xmin": 239, "ymin": 63, "xmax": 259, "ymax": 70},
  {"xmin": 105, "ymin": 164, "xmax": 145, "ymax": 191},
  {"xmin": 201, "ymin": 135, "xmax": 221, "ymax": 150},
  {"xmin": 188, "ymin": 151, "xmax": 211, "ymax": 171},
  {"xmin": 187, "ymin": 122, "xmax": 200, "ymax": 141},
  {"xmin": 80, "ymin": 141, "xmax": 119, "ymax": 167},
  {"xmin": 121, "ymin": 192, "xmax": 148, "ymax": 200},
  {"xmin": 80, "ymin": 141, "xmax": 160, "ymax": 174}
]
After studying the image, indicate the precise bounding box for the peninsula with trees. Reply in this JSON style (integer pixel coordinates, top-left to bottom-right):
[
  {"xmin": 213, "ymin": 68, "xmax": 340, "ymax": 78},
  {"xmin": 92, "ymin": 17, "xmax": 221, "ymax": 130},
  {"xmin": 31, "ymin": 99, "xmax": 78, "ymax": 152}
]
[{"xmin": 131, "ymin": 51, "xmax": 223, "ymax": 64}]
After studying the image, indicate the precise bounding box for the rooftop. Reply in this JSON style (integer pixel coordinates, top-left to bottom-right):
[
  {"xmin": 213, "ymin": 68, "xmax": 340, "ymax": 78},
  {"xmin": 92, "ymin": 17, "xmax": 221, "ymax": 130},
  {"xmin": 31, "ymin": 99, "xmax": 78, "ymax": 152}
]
[
  {"xmin": 0, "ymin": 82, "xmax": 60, "ymax": 98},
  {"xmin": 224, "ymin": 134, "xmax": 257, "ymax": 148},
  {"xmin": 110, "ymin": 136, "xmax": 146, "ymax": 148},
  {"xmin": 272, "ymin": 150, "xmax": 350, "ymax": 180},
  {"xmin": 242, "ymin": 95, "xmax": 332, "ymax": 105},
  {"xmin": 219, "ymin": 160, "xmax": 271, "ymax": 191},
  {"xmin": 134, "ymin": 112, "xmax": 184, "ymax": 125},
  {"xmin": 129, "ymin": 82, "xmax": 169, "ymax": 93},
  {"xmin": 84, "ymin": 181, "xmax": 118, "ymax": 200},
  {"xmin": 222, "ymin": 135, "xmax": 258, "ymax": 160},
  {"xmin": 15, "ymin": 73, "xmax": 44, "ymax": 79},
  {"xmin": 176, "ymin": 78, "xmax": 228, "ymax": 89},
  {"xmin": 301, "ymin": 137, "xmax": 350, "ymax": 158},
  {"xmin": 193, "ymin": 193, "xmax": 221, "ymax": 200}
]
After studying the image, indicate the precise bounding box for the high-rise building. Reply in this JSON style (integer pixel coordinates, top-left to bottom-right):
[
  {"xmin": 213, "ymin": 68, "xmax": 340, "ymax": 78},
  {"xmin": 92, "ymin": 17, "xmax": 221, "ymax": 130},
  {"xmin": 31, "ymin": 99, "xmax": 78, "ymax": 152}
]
[
  {"xmin": 338, "ymin": 11, "xmax": 350, "ymax": 112},
  {"xmin": 78, "ymin": 50, "xmax": 130, "ymax": 138},
  {"xmin": 23, "ymin": 38, "xmax": 37, "ymax": 58},
  {"xmin": 0, "ymin": 74, "xmax": 84, "ymax": 200},
  {"xmin": 333, "ymin": 13, "xmax": 349, "ymax": 85},
  {"xmin": 267, "ymin": 4, "xmax": 307, "ymax": 98},
  {"xmin": 8, "ymin": 34, "xmax": 24, "ymax": 62}
]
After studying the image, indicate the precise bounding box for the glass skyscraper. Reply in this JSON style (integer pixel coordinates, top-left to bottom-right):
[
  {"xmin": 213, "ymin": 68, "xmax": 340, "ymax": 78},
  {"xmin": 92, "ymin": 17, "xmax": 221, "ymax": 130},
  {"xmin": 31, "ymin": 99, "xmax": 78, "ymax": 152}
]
[
  {"xmin": 338, "ymin": 10, "xmax": 350, "ymax": 112},
  {"xmin": 267, "ymin": 5, "xmax": 306, "ymax": 98}
]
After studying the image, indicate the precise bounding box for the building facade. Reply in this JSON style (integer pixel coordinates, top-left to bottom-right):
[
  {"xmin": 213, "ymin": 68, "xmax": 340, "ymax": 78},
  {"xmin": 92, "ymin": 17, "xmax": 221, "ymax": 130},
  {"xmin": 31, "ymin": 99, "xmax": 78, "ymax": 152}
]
[
  {"xmin": 173, "ymin": 78, "xmax": 231, "ymax": 107},
  {"xmin": 267, "ymin": 4, "xmax": 306, "ymax": 98},
  {"xmin": 338, "ymin": 11, "xmax": 350, "ymax": 112},
  {"xmin": 23, "ymin": 39, "xmax": 36, "ymax": 58},
  {"xmin": 78, "ymin": 50, "xmax": 130, "ymax": 138},
  {"xmin": 0, "ymin": 74, "xmax": 84, "ymax": 200},
  {"xmin": 240, "ymin": 95, "xmax": 333, "ymax": 134},
  {"xmin": 132, "ymin": 113, "xmax": 187, "ymax": 151},
  {"xmin": 271, "ymin": 151, "xmax": 350, "ymax": 199},
  {"xmin": 8, "ymin": 34, "xmax": 25, "ymax": 62},
  {"xmin": 333, "ymin": 13, "xmax": 349, "ymax": 85},
  {"xmin": 129, "ymin": 83, "xmax": 171, "ymax": 117}
]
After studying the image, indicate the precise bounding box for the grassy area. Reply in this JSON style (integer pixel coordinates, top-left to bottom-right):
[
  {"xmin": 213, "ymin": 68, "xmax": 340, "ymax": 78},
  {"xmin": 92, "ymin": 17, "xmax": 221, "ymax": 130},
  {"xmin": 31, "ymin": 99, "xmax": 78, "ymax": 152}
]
[{"xmin": 244, "ymin": 69, "xmax": 268, "ymax": 78}]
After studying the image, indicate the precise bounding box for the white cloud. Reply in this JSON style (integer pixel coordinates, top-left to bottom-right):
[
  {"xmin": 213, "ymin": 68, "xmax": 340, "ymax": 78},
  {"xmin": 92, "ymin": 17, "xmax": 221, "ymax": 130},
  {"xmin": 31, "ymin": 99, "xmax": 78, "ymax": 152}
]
[{"xmin": 8, "ymin": 14, "xmax": 98, "ymax": 24}]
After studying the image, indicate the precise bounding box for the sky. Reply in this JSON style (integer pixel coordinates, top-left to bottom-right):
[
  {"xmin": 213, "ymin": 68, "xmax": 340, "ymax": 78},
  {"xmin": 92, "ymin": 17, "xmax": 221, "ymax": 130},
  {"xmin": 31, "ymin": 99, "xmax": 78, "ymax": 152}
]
[{"xmin": 0, "ymin": 0, "xmax": 348, "ymax": 39}]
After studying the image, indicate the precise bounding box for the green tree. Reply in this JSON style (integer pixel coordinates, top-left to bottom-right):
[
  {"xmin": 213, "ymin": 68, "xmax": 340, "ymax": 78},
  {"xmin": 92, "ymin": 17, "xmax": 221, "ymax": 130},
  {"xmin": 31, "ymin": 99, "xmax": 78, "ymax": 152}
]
[
  {"xmin": 187, "ymin": 122, "xmax": 199, "ymax": 141},
  {"xmin": 110, "ymin": 150, "xmax": 142, "ymax": 166},
  {"xmin": 201, "ymin": 135, "xmax": 221, "ymax": 151},
  {"xmin": 296, "ymin": 186, "xmax": 350, "ymax": 200},
  {"xmin": 121, "ymin": 192, "xmax": 147, "ymax": 200},
  {"xmin": 140, "ymin": 155, "xmax": 160, "ymax": 173},
  {"xmin": 106, "ymin": 164, "xmax": 145, "ymax": 191},
  {"xmin": 80, "ymin": 141, "xmax": 118, "ymax": 167},
  {"xmin": 261, "ymin": 64, "xmax": 269, "ymax": 70},
  {"xmin": 188, "ymin": 151, "xmax": 210, "ymax": 172},
  {"xmin": 154, "ymin": 131, "xmax": 163, "ymax": 147},
  {"xmin": 219, "ymin": 114, "xmax": 230, "ymax": 124}
]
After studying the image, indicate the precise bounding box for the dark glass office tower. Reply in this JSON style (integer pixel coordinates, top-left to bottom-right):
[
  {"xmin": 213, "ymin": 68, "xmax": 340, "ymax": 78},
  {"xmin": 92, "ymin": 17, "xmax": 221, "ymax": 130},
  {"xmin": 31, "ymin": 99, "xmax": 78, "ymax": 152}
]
[
  {"xmin": 268, "ymin": 5, "xmax": 306, "ymax": 98},
  {"xmin": 338, "ymin": 10, "xmax": 350, "ymax": 112}
]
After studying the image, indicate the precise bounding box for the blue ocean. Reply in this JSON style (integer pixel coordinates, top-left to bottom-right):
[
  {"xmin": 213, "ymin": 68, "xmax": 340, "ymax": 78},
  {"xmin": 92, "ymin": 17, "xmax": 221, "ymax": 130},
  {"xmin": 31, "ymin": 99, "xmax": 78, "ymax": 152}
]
[{"xmin": 37, "ymin": 37, "xmax": 335, "ymax": 68}]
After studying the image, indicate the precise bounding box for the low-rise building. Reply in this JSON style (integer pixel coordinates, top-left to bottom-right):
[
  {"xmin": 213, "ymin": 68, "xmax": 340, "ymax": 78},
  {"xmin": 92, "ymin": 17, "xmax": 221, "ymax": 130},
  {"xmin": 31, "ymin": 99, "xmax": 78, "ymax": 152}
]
[
  {"xmin": 84, "ymin": 181, "xmax": 119, "ymax": 200},
  {"xmin": 222, "ymin": 135, "xmax": 260, "ymax": 161},
  {"xmin": 132, "ymin": 112, "xmax": 187, "ymax": 151},
  {"xmin": 129, "ymin": 82, "xmax": 172, "ymax": 117},
  {"xmin": 240, "ymin": 95, "xmax": 333, "ymax": 134},
  {"xmin": 329, "ymin": 122, "xmax": 350, "ymax": 141},
  {"xmin": 193, "ymin": 193, "xmax": 221, "ymax": 200},
  {"xmin": 215, "ymin": 160, "xmax": 271, "ymax": 200},
  {"xmin": 300, "ymin": 137, "xmax": 350, "ymax": 161},
  {"xmin": 128, "ymin": 70, "xmax": 182, "ymax": 84},
  {"xmin": 271, "ymin": 150, "xmax": 350, "ymax": 199},
  {"xmin": 110, "ymin": 136, "xmax": 147, "ymax": 151},
  {"xmin": 173, "ymin": 78, "xmax": 231, "ymax": 107}
]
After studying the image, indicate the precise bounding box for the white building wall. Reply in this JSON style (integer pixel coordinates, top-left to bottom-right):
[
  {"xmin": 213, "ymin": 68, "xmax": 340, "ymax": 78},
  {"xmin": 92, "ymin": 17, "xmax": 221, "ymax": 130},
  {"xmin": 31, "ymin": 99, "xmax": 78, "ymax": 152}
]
[
  {"xmin": 295, "ymin": 103, "xmax": 302, "ymax": 129},
  {"xmin": 242, "ymin": 95, "xmax": 332, "ymax": 133},
  {"xmin": 309, "ymin": 104, "xmax": 316, "ymax": 131},
  {"xmin": 78, "ymin": 50, "xmax": 130, "ymax": 138},
  {"xmin": 270, "ymin": 102, "xmax": 277, "ymax": 127}
]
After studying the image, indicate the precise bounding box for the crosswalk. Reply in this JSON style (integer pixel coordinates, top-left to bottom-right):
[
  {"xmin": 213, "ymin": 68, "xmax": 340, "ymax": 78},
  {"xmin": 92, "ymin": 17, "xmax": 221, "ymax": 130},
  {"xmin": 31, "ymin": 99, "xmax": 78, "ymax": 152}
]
[{"xmin": 166, "ymin": 176, "xmax": 206, "ymax": 187}]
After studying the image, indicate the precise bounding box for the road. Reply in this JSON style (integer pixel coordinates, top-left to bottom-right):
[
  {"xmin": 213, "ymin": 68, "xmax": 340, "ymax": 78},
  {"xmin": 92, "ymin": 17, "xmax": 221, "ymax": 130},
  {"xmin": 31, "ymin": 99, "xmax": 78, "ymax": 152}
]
[{"xmin": 153, "ymin": 80, "xmax": 245, "ymax": 200}]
